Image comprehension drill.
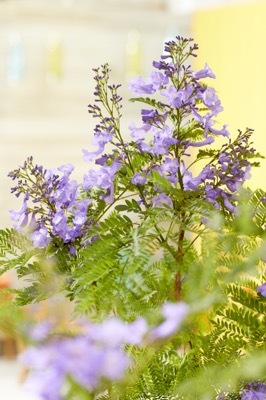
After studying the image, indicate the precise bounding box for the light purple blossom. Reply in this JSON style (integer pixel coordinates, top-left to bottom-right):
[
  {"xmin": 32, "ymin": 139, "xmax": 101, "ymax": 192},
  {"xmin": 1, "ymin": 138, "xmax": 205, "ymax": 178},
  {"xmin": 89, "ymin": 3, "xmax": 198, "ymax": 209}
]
[
  {"xmin": 28, "ymin": 321, "xmax": 54, "ymax": 341},
  {"xmin": 161, "ymin": 85, "xmax": 194, "ymax": 108},
  {"xmin": 83, "ymin": 130, "xmax": 113, "ymax": 162},
  {"xmin": 241, "ymin": 382, "xmax": 266, "ymax": 400},
  {"xmin": 87, "ymin": 317, "xmax": 148, "ymax": 347},
  {"xmin": 128, "ymin": 71, "xmax": 168, "ymax": 96},
  {"xmin": 9, "ymin": 191, "xmax": 29, "ymax": 226},
  {"xmin": 129, "ymin": 122, "xmax": 152, "ymax": 140},
  {"xmin": 31, "ymin": 226, "xmax": 51, "ymax": 248},
  {"xmin": 52, "ymin": 210, "xmax": 68, "ymax": 237},
  {"xmin": 71, "ymin": 199, "xmax": 91, "ymax": 226},
  {"xmin": 160, "ymin": 158, "xmax": 179, "ymax": 174},
  {"xmin": 181, "ymin": 163, "xmax": 212, "ymax": 191},
  {"xmin": 21, "ymin": 302, "xmax": 189, "ymax": 399},
  {"xmin": 192, "ymin": 108, "xmax": 229, "ymax": 137},
  {"xmin": 21, "ymin": 318, "xmax": 146, "ymax": 398},
  {"xmin": 152, "ymin": 193, "xmax": 173, "ymax": 209},
  {"xmin": 198, "ymin": 87, "xmax": 223, "ymax": 116},
  {"xmin": 257, "ymin": 282, "xmax": 266, "ymax": 297},
  {"xmin": 152, "ymin": 124, "xmax": 178, "ymax": 155},
  {"xmin": 52, "ymin": 179, "xmax": 79, "ymax": 208},
  {"xmin": 83, "ymin": 160, "xmax": 120, "ymax": 203},
  {"xmin": 187, "ymin": 135, "xmax": 215, "ymax": 147},
  {"xmin": 150, "ymin": 302, "xmax": 189, "ymax": 339},
  {"xmin": 57, "ymin": 163, "xmax": 75, "ymax": 179},
  {"xmin": 141, "ymin": 109, "xmax": 168, "ymax": 125},
  {"xmin": 192, "ymin": 63, "xmax": 216, "ymax": 80},
  {"xmin": 131, "ymin": 173, "xmax": 147, "ymax": 185},
  {"xmin": 149, "ymin": 71, "xmax": 169, "ymax": 89},
  {"xmin": 128, "ymin": 76, "xmax": 156, "ymax": 95},
  {"xmin": 209, "ymin": 124, "xmax": 229, "ymax": 137}
]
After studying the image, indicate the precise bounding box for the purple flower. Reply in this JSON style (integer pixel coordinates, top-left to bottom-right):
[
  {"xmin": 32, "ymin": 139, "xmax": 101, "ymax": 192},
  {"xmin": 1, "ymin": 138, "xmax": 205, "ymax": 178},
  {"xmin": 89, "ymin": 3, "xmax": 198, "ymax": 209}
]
[
  {"xmin": 129, "ymin": 122, "xmax": 152, "ymax": 140},
  {"xmin": 209, "ymin": 124, "xmax": 229, "ymax": 137},
  {"xmin": 128, "ymin": 71, "xmax": 168, "ymax": 96},
  {"xmin": 9, "ymin": 191, "xmax": 29, "ymax": 226},
  {"xmin": 222, "ymin": 196, "xmax": 236, "ymax": 213},
  {"xmin": 161, "ymin": 85, "xmax": 194, "ymax": 108},
  {"xmin": 131, "ymin": 173, "xmax": 147, "ymax": 185},
  {"xmin": 83, "ymin": 130, "xmax": 113, "ymax": 162},
  {"xmin": 156, "ymin": 158, "xmax": 179, "ymax": 184},
  {"xmin": 152, "ymin": 193, "xmax": 173, "ymax": 209},
  {"xmin": 101, "ymin": 347, "xmax": 130, "ymax": 381},
  {"xmin": 87, "ymin": 317, "xmax": 148, "ymax": 347},
  {"xmin": 52, "ymin": 210, "xmax": 68, "ymax": 238},
  {"xmin": 141, "ymin": 109, "xmax": 168, "ymax": 125},
  {"xmin": 152, "ymin": 124, "xmax": 178, "ymax": 155},
  {"xmin": 21, "ymin": 301, "xmax": 188, "ymax": 399},
  {"xmin": 83, "ymin": 160, "xmax": 120, "ymax": 203},
  {"xmin": 149, "ymin": 71, "xmax": 169, "ymax": 89},
  {"xmin": 150, "ymin": 302, "xmax": 189, "ymax": 339},
  {"xmin": 52, "ymin": 179, "xmax": 79, "ymax": 208},
  {"xmin": 187, "ymin": 135, "xmax": 215, "ymax": 147},
  {"xmin": 192, "ymin": 63, "xmax": 216, "ymax": 80},
  {"xmin": 57, "ymin": 163, "xmax": 74, "ymax": 179},
  {"xmin": 241, "ymin": 382, "xmax": 266, "ymax": 400},
  {"xmin": 21, "ymin": 318, "xmax": 147, "ymax": 398},
  {"xmin": 72, "ymin": 200, "xmax": 91, "ymax": 226},
  {"xmin": 181, "ymin": 163, "xmax": 212, "ymax": 191},
  {"xmin": 31, "ymin": 227, "xmax": 51, "ymax": 247},
  {"xmin": 198, "ymin": 87, "xmax": 223, "ymax": 116},
  {"xmin": 257, "ymin": 283, "xmax": 266, "ymax": 297},
  {"xmin": 28, "ymin": 321, "xmax": 54, "ymax": 341},
  {"xmin": 160, "ymin": 157, "xmax": 179, "ymax": 174},
  {"xmin": 128, "ymin": 76, "xmax": 156, "ymax": 95}
]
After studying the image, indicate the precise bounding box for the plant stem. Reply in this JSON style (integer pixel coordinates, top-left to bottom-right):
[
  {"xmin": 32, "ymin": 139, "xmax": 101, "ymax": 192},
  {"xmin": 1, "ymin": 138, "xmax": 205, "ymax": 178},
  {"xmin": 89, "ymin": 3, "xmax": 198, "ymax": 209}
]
[{"xmin": 174, "ymin": 209, "xmax": 186, "ymax": 301}]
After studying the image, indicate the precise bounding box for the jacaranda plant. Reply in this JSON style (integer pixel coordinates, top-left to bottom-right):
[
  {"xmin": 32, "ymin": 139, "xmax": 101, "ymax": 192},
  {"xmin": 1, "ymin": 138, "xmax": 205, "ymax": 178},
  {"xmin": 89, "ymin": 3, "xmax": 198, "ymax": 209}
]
[{"xmin": 0, "ymin": 36, "xmax": 265, "ymax": 400}]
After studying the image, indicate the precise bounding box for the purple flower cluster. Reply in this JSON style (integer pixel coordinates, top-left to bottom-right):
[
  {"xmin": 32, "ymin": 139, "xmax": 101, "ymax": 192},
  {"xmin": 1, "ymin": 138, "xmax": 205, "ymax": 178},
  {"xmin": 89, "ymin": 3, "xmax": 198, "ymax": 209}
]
[
  {"xmin": 21, "ymin": 302, "xmax": 188, "ymax": 399},
  {"xmin": 8, "ymin": 36, "xmax": 258, "ymax": 252},
  {"xmin": 127, "ymin": 37, "xmax": 255, "ymax": 213},
  {"xmin": 128, "ymin": 38, "xmax": 228, "ymax": 153},
  {"xmin": 241, "ymin": 382, "xmax": 266, "ymax": 400},
  {"xmin": 9, "ymin": 159, "xmax": 92, "ymax": 249}
]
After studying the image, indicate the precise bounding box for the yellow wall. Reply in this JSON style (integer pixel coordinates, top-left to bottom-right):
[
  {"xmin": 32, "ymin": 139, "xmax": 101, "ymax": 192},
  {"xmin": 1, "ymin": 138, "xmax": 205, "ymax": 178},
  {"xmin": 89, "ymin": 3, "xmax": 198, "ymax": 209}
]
[{"xmin": 192, "ymin": 1, "xmax": 266, "ymax": 190}]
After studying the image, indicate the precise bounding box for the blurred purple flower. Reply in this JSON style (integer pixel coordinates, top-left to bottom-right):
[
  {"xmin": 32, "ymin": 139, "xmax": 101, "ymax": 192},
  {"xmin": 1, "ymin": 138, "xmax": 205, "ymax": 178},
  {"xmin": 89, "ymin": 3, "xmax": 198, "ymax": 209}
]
[
  {"xmin": 150, "ymin": 302, "xmax": 189, "ymax": 339},
  {"xmin": 31, "ymin": 227, "xmax": 51, "ymax": 248},
  {"xmin": 28, "ymin": 321, "xmax": 54, "ymax": 341},
  {"xmin": 257, "ymin": 283, "xmax": 266, "ymax": 297},
  {"xmin": 241, "ymin": 382, "xmax": 266, "ymax": 400},
  {"xmin": 21, "ymin": 301, "xmax": 188, "ymax": 399}
]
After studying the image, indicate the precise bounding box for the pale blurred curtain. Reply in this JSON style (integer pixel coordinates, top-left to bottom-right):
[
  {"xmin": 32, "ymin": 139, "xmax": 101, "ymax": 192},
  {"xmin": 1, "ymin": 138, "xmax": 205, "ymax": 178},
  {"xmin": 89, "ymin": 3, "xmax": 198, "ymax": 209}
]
[{"xmin": 192, "ymin": 1, "xmax": 266, "ymax": 189}]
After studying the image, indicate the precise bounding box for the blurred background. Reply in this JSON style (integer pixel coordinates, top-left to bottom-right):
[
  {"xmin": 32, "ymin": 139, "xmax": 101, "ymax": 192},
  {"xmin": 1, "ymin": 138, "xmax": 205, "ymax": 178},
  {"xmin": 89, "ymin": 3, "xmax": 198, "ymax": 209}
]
[{"xmin": 0, "ymin": 0, "xmax": 265, "ymax": 397}]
